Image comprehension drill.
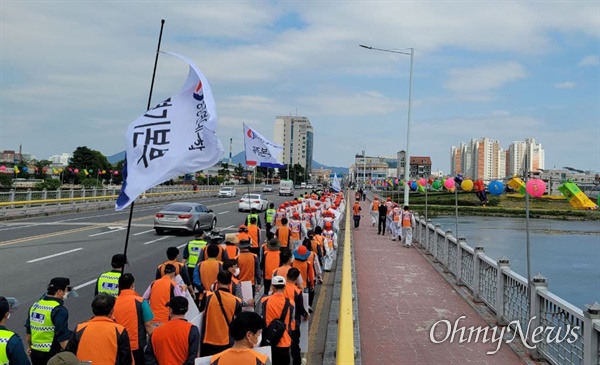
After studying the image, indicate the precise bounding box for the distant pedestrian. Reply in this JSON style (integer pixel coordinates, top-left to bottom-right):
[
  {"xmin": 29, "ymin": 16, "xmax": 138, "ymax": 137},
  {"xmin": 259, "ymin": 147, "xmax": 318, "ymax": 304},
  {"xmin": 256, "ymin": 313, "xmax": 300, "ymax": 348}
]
[
  {"xmin": 26, "ymin": 277, "xmax": 73, "ymax": 365},
  {"xmin": 113, "ymin": 273, "xmax": 154, "ymax": 365},
  {"xmin": 247, "ymin": 218, "xmax": 261, "ymax": 257},
  {"xmin": 193, "ymin": 245, "xmax": 224, "ymax": 312},
  {"xmin": 145, "ymin": 296, "xmax": 200, "ymax": 364},
  {"xmin": 209, "ymin": 312, "xmax": 269, "ymax": 365},
  {"xmin": 66, "ymin": 293, "xmax": 132, "ymax": 364},
  {"xmin": 95, "ymin": 253, "xmax": 127, "ymax": 297},
  {"xmin": 261, "ymin": 238, "xmax": 282, "ymax": 296},
  {"xmin": 245, "ymin": 208, "xmax": 262, "ymax": 229},
  {"xmin": 377, "ymin": 200, "xmax": 387, "ymax": 235},
  {"xmin": 370, "ymin": 196, "xmax": 380, "ymax": 226},
  {"xmin": 401, "ymin": 206, "xmax": 415, "ymax": 247},
  {"xmin": 391, "ymin": 204, "xmax": 402, "ymax": 241},
  {"xmin": 0, "ymin": 296, "xmax": 29, "ymax": 364},
  {"xmin": 265, "ymin": 203, "xmax": 277, "ymax": 234},
  {"xmin": 183, "ymin": 229, "xmax": 207, "ymax": 285},
  {"xmin": 352, "ymin": 201, "xmax": 361, "ymax": 228},
  {"xmin": 237, "ymin": 239, "xmax": 262, "ymax": 297}
]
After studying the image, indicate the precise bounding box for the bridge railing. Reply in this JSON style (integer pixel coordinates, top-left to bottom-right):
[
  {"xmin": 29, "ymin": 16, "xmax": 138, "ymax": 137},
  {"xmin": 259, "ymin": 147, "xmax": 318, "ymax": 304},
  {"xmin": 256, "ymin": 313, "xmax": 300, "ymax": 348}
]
[{"xmin": 414, "ymin": 214, "xmax": 600, "ymax": 365}]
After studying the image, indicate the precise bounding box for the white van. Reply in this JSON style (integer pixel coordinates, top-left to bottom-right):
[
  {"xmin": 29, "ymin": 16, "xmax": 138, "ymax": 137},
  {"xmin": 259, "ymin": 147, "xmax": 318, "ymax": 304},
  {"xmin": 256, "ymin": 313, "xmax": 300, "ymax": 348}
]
[{"xmin": 279, "ymin": 180, "xmax": 294, "ymax": 196}]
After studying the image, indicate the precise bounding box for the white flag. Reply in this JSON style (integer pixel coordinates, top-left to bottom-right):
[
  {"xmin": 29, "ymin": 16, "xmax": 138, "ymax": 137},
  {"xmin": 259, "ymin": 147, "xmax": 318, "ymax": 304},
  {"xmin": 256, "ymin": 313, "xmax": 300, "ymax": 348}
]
[
  {"xmin": 116, "ymin": 52, "xmax": 224, "ymax": 210},
  {"xmin": 332, "ymin": 172, "xmax": 341, "ymax": 192},
  {"xmin": 243, "ymin": 123, "xmax": 285, "ymax": 168}
]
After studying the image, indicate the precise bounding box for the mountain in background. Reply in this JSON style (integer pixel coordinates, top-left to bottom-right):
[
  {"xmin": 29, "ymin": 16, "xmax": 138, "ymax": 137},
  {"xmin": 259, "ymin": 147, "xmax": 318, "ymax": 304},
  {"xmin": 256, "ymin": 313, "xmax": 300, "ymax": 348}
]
[{"xmin": 107, "ymin": 150, "xmax": 348, "ymax": 176}]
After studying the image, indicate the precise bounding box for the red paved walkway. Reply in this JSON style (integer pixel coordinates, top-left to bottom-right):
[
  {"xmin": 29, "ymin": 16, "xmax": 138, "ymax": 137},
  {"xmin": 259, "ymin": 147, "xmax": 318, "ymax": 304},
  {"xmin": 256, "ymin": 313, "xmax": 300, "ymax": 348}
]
[{"xmin": 354, "ymin": 200, "xmax": 525, "ymax": 365}]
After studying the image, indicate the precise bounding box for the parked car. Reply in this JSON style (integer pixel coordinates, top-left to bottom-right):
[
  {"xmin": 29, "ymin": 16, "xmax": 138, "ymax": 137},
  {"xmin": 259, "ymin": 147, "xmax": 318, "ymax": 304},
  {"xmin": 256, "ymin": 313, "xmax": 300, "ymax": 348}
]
[
  {"xmin": 154, "ymin": 202, "xmax": 216, "ymax": 234},
  {"xmin": 262, "ymin": 185, "xmax": 274, "ymax": 192},
  {"xmin": 238, "ymin": 194, "xmax": 269, "ymax": 212},
  {"xmin": 218, "ymin": 186, "xmax": 236, "ymax": 198}
]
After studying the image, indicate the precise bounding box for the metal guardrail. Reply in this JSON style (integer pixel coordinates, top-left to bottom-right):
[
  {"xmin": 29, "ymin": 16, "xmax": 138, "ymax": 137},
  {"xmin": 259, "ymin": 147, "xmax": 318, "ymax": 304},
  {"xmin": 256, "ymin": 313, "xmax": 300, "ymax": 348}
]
[
  {"xmin": 414, "ymin": 215, "xmax": 600, "ymax": 365},
  {"xmin": 0, "ymin": 185, "xmax": 253, "ymax": 219},
  {"xmin": 337, "ymin": 191, "xmax": 355, "ymax": 365}
]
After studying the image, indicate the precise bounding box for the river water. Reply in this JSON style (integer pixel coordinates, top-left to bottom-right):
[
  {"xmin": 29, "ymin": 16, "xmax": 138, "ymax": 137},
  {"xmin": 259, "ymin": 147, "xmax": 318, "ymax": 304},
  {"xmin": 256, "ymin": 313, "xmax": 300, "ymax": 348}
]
[{"xmin": 429, "ymin": 216, "xmax": 600, "ymax": 310}]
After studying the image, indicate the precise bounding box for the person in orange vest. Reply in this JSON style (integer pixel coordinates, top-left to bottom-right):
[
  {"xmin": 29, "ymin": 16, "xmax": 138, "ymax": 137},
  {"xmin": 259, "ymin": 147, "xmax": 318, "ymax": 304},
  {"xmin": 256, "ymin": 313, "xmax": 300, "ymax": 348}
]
[
  {"xmin": 391, "ymin": 204, "xmax": 403, "ymax": 242},
  {"xmin": 274, "ymin": 206, "xmax": 286, "ymax": 227},
  {"xmin": 401, "ymin": 205, "xmax": 415, "ymax": 248},
  {"xmin": 143, "ymin": 264, "xmax": 186, "ymax": 326},
  {"xmin": 260, "ymin": 238, "xmax": 281, "ymax": 296},
  {"xmin": 237, "ymin": 225, "xmax": 251, "ymax": 243},
  {"xmin": 145, "ymin": 296, "xmax": 200, "ymax": 364},
  {"xmin": 275, "ymin": 218, "xmax": 291, "ymax": 249},
  {"xmin": 352, "ymin": 201, "xmax": 362, "ymax": 228},
  {"xmin": 260, "ymin": 276, "xmax": 293, "ymax": 365},
  {"xmin": 306, "ymin": 229, "xmax": 324, "ymax": 268},
  {"xmin": 113, "ymin": 273, "xmax": 154, "ymax": 365},
  {"xmin": 66, "ymin": 293, "xmax": 132, "ymax": 364},
  {"xmin": 284, "ymin": 268, "xmax": 309, "ymax": 365},
  {"xmin": 156, "ymin": 247, "xmax": 194, "ymax": 297},
  {"xmin": 272, "ymin": 248, "xmax": 293, "ymax": 285},
  {"xmin": 193, "ymin": 245, "xmax": 224, "ymax": 312},
  {"xmin": 288, "ymin": 212, "xmax": 305, "ymax": 250},
  {"xmin": 210, "ymin": 259, "xmax": 255, "ymax": 310},
  {"xmin": 224, "ymin": 234, "xmax": 241, "ymax": 259},
  {"xmin": 201, "ymin": 271, "xmax": 242, "ymax": 357},
  {"xmin": 209, "ymin": 311, "xmax": 268, "ymax": 365},
  {"xmin": 292, "ymin": 246, "xmax": 315, "ymax": 302},
  {"xmin": 198, "ymin": 231, "xmax": 230, "ymax": 263},
  {"xmin": 322, "ymin": 222, "xmax": 337, "ymax": 272},
  {"xmin": 237, "ymin": 239, "xmax": 262, "ymax": 298},
  {"xmin": 370, "ymin": 196, "xmax": 380, "ymax": 226},
  {"xmin": 247, "ymin": 217, "xmax": 261, "ymax": 257}
]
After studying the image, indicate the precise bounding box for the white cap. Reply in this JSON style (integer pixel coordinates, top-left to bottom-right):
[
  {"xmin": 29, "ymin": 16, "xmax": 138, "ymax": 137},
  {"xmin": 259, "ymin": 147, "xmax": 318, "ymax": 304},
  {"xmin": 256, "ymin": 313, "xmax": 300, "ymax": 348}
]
[{"xmin": 272, "ymin": 276, "xmax": 286, "ymax": 286}]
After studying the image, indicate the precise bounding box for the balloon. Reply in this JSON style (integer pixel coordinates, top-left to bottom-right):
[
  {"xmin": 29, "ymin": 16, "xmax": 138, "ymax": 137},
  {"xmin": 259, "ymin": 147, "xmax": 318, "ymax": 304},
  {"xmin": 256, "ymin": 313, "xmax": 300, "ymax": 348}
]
[
  {"xmin": 58, "ymin": 168, "xmax": 63, "ymax": 173},
  {"xmin": 419, "ymin": 178, "xmax": 427, "ymax": 187},
  {"xmin": 432, "ymin": 180, "xmax": 442, "ymax": 190},
  {"xmin": 102, "ymin": 170, "xmax": 106, "ymax": 174},
  {"xmin": 526, "ymin": 179, "xmax": 546, "ymax": 197},
  {"xmin": 0, "ymin": 166, "xmax": 5, "ymax": 171},
  {"xmin": 454, "ymin": 174, "xmax": 464, "ymax": 184},
  {"xmin": 34, "ymin": 167, "xmax": 39, "ymax": 171},
  {"xmin": 114, "ymin": 171, "xmax": 119, "ymax": 175},
  {"xmin": 89, "ymin": 169, "xmax": 93, "ymax": 173},
  {"xmin": 488, "ymin": 180, "xmax": 504, "ymax": 196},
  {"xmin": 461, "ymin": 179, "xmax": 474, "ymax": 192},
  {"xmin": 74, "ymin": 169, "xmax": 79, "ymax": 174},
  {"xmin": 428, "ymin": 177, "xmax": 434, "ymax": 184},
  {"xmin": 42, "ymin": 167, "xmax": 48, "ymax": 172},
  {"xmin": 444, "ymin": 178, "xmax": 455, "ymax": 190},
  {"xmin": 68, "ymin": 168, "xmax": 73, "ymax": 172},
  {"xmin": 22, "ymin": 167, "xmax": 28, "ymax": 172},
  {"xmin": 410, "ymin": 181, "xmax": 418, "ymax": 191}
]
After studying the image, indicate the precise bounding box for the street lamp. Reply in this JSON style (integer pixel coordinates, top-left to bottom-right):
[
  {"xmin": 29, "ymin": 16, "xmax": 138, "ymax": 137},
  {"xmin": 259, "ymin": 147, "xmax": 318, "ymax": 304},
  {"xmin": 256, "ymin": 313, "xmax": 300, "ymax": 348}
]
[{"xmin": 359, "ymin": 44, "xmax": 414, "ymax": 206}]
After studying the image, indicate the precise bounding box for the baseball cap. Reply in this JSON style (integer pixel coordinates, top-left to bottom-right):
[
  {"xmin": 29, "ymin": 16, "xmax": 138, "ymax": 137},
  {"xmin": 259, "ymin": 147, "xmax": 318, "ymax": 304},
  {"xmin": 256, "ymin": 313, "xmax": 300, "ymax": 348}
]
[
  {"xmin": 47, "ymin": 352, "xmax": 83, "ymax": 365},
  {"xmin": 166, "ymin": 296, "xmax": 188, "ymax": 315},
  {"xmin": 271, "ymin": 276, "xmax": 286, "ymax": 286},
  {"xmin": 163, "ymin": 264, "xmax": 176, "ymax": 274},
  {"xmin": 48, "ymin": 277, "xmax": 71, "ymax": 291}
]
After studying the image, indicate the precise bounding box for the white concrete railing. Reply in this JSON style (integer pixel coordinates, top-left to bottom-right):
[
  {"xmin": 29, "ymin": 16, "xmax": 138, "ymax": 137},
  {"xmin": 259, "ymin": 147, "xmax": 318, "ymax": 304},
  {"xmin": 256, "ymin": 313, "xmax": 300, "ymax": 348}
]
[{"xmin": 414, "ymin": 214, "xmax": 600, "ymax": 365}]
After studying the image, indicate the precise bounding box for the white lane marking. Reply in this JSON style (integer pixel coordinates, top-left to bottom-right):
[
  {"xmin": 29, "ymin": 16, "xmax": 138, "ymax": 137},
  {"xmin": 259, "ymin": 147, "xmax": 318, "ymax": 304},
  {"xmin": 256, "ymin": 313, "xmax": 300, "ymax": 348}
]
[
  {"xmin": 224, "ymin": 225, "xmax": 234, "ymax": 230},
  {"xmin": 218, "ymin": 211, "xmax": 229, "ymax": 215},
  {"xmin": 177, "ymin": 243, "xmax": 187, "ymax": 249},
  {"xmin": 134, "ymin": 229, "xmax": 155, "ymax": 236},
  {"xmin": 143, "ymin": 237, "xmax": 170, "ymax": 245},
  {"xmin": 27, "ymin": 248, "xmax": 83, "ymax": 263},
  {"xmin": 88, "ymin": 226, "xmax": 126, "ymax": 237},
  {"xmin": 74, "ymin": 279, "xmax": 97, "ymax": 290}
]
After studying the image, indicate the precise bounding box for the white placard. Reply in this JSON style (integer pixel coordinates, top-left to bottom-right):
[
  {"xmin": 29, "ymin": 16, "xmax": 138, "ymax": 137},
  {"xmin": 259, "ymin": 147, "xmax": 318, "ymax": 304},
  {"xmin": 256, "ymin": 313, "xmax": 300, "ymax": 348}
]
[
  {"xmin": 195, "ymin": 346, "xmax": 272, "ymax": 364},
  {"xmin": 299, "ymin": 292, "xmax": 309, "ymax": 352},
  {"xmin": 241, "ymin": 281, "xmax": 254, "ymax": 312},
  {"xmin": 175, "ymin": 275, "xmax": 202, "ymax": 329}
]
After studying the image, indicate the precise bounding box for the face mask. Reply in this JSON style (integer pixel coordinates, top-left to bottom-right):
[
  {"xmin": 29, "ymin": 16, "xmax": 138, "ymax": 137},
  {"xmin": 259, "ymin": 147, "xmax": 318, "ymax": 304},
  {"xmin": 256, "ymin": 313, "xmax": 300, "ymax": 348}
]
[
  {"xmin": 248, "ymin": 333, "xmax": 260, "ymax": 348},
  {"xmin": 234, "ymin": 268, "xmax": 240, "ymax": 277},
  {"xmin": 6, "ymin": 313, "xmax": 10, "ymax": 320}
]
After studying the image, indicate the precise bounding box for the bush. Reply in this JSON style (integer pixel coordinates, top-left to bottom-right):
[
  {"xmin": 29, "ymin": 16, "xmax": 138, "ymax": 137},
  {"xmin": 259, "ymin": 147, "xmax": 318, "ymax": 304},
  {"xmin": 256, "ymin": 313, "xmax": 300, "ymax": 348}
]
[
  {"xmin": 0, "ymin": 174, "xmax": 13, "ymax": 188},
  {"xmin": 34, "ymin": 179, "xmax": 62, "ymax": 191},
  {"xmin": 80, "ymin": 178, "xmax": 103, "ymax": 189}
]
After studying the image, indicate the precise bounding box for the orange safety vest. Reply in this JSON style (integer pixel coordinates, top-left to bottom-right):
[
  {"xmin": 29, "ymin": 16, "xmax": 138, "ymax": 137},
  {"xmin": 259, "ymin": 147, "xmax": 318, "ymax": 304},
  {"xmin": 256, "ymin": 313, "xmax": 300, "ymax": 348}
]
[
  {"xmin": 272, "ymin": 265, "xmax": 291, "ymax": 281},
  {"xmin": 263, "ymin": 250, "xmax": 280, "ymax": 280},
  {"xmin": 323, "ymin": 231, "xmax": 335, "ymax": 249},
  {"xmin": 203, "ymin": 290, "xmax": 240, "ymax": 346},
  {"xmin": 113, "ymin": 289, "xmax": 145, "ymax": 351},
  {"xmin": 237, "ymin": 252, "xmax": 257, "ymax": 284},
  {"xmin": 224, "ymin": 244, "xmax": 240, "ymax": 259},
  {"xmin": 247, "ymin": 225, "xmax": 260, "ymax": 248},
  {"xmin": 199, "ymin": 259, "xmax": 222, "ymax": 292},
  {"xmin": 260, "ymin": 293, "xmax": 293, "ymax": 348},
  {"xmin": 210, "ymin": 348, "xmax": 269, "ymax": 365},
  {"xmin": 72, "ymin": 316, "xmax": 129, "ymax": 364},
  {"xmin": 203, "ymin": 245, "xmax": 226, "ymax": 262},
  {"xmin": 276, "ymin": 226, "xmax": 291, "ymax": 248},
  {"xmin": 289, "ymin": 221, "xmax": 301, "ymax": 241},
  {"xmin": 157, "ymin": 260, "xmax": 183, "ymax": 277},
  {"xmin": 393, "ymin": 208, "xmax": 401, "ymax": 222},
  {"xmin": 402, "ymin": 211, "xmax": 413, "ymax": 227},
  {"xmin": 372, "ymin": 201, "xmax": 379, "ymax": 211},
  {"xmin": 148, "ymin": 276, "xmax": 175, "ymax": 324},
  {"xmin": 353, "ymin": 204, "xmax": 360, "ymax": 215},
  {"xmin": 292, "ymin": 259, "xmax": 314, "ymax": 289},
  {"xmin": 150, "ymin": 318, "xmax": 194, "ymax": 364}
]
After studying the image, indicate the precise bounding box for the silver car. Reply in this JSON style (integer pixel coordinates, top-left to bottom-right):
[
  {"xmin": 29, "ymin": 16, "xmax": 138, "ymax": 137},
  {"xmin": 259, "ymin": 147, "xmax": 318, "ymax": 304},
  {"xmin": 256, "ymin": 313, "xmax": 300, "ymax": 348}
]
[
  {"xmin": 238, "ymin": 194, "xmax": 268, "ymax": 212},
  {"xmin": 154, "ymin": 202, "xmax": 216, "ymax": 235}
]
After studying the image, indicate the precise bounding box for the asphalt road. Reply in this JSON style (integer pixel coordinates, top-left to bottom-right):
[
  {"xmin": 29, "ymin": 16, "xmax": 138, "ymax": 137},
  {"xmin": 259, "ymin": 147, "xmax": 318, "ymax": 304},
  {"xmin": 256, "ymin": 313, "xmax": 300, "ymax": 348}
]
[{"xmin": 0, "ymin": 190, "xmax": 299, "ymax": 341}]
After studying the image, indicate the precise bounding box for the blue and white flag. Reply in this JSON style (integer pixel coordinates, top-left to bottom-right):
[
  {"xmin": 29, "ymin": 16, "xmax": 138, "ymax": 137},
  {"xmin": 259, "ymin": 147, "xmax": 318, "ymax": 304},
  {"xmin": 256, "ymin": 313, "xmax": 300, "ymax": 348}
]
[
  {"xmin": 332, "ymin": 173, "xmax": 341, "ymax": 192},
  {"xmin": 243, "ymin": 123, "xmax": 285, "ymax": 168},
  {"xmin": 116, "ymin": 52, "xmax": 224, "ymax": 211}
]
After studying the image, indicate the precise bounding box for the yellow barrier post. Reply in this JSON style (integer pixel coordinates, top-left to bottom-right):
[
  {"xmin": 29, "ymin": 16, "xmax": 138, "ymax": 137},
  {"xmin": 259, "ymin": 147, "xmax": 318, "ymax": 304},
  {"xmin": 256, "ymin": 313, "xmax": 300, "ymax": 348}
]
[{"xmin": 337, "ymin": 191, "xmax": 355, "ymax": 365}]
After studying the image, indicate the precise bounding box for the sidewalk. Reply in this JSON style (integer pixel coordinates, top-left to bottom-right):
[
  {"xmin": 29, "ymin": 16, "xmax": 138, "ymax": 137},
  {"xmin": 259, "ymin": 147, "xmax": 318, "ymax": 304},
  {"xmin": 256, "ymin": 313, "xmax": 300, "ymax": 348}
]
[{"xmin": 354, "ymin": 200, "xmax": 525, "ymax": 365}]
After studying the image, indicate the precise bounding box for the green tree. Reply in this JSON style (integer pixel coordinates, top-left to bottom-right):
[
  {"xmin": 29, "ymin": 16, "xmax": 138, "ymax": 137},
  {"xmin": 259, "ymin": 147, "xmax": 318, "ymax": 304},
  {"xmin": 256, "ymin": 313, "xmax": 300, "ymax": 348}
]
[
  {"xmin": 34, "ymin": 178, "xmax": 62, "ymax": 190},
  {"xmin": 0, "ymin": 174, "xmax": 13, "ymax": 189},
  {"xmin": 218, "ymin": 163, "xmax": 230, "ymax": 179},
  {"xmin": 234, "ymin": 163, "xmax": 246, "ymax": 178},
  {"xmin": 80, "ymin": 178, "xmax": 103, "ymax": 189},
  {"xmin": 110, "ymin": 160, "xmax": 124, "ymax": 185},
  {"xmin": 281, "ymin": 164, "xmax": 305, "ymax": 185},
  {"xmin": 32, "ymin": 160, "xmax": 52, "ymax": 180}
]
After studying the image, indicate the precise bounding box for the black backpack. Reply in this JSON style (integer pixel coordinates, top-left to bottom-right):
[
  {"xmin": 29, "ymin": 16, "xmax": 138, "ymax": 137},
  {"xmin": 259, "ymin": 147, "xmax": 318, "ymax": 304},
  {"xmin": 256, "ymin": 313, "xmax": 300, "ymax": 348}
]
[{"xmin": 261, "ymin": 298, "xmax": 291, "ymax": 346}]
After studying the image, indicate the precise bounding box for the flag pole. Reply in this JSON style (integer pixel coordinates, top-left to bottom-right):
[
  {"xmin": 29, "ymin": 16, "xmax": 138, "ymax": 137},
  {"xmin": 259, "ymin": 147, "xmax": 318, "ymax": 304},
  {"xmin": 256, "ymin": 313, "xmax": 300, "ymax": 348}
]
[{"xmin": 122, "ymin": 19, "xmax": 166, "ymax": 262}]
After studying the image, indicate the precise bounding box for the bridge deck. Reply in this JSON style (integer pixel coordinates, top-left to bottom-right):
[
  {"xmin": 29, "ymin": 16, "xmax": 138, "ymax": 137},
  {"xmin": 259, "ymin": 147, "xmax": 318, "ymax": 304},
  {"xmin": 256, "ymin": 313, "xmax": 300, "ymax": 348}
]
[{"xmin": 354, "ymin": 200, "xmax": 526, "ymax": 365}]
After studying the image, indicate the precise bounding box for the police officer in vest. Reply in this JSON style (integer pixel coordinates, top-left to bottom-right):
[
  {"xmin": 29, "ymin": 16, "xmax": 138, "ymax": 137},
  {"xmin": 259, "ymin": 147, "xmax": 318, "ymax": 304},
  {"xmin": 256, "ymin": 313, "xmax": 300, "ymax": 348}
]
[
  {"xmin": 0, "ymin": 296, "xmax": 29, "ymax": 364},
  {"xmin": 183, "ymin": 228, "xmax": 207, "ymax": 283},
  {"xmin": 264, "ymin": 202, "xmax": 276, "ymax": 233},
  {"xmin": 25, "ymin": 277, "xmax": 73, "ymax": 365},
  {"xmin": 95, "ymin": 253, "xmax": 127, "ymax": 297},
  {"xmin": 245, "ymin": 208, "xmax": 262, "ymax": 229}
]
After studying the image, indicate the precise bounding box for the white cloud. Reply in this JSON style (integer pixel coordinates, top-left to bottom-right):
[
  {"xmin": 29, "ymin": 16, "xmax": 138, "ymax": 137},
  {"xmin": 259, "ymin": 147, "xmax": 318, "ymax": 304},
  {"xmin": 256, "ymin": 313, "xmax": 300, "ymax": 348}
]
[
  {"xmin": 298, "ymin": 91, "xmax": 402, "ymax": 117},
  {"xmin": 578, "ymin": 55, "xmax": 599, "ymax": 67},
  {"xmin": 445, "ymin": 62, "xmax": 527, "ymax": 93},
  {"xmin": 554, "ymin": 81, "xmax": 576, "ymax": 89},
  {"xmin": 491, "ymin": 110, "xmax": 510, "ymax": 117}
]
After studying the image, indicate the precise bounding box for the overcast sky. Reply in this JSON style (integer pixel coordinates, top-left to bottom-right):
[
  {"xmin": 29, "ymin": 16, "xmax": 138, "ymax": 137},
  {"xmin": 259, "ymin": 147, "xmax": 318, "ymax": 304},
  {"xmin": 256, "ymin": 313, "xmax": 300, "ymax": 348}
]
[{"xmin": 1, "ymin": 1, "xmax": 598, "ymax": 173}]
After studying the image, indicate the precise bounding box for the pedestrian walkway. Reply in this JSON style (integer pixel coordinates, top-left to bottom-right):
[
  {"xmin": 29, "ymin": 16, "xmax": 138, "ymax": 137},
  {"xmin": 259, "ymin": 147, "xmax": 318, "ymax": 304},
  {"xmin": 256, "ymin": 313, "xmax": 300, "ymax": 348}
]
[{"xmin": 353, "ymin": 199, "xmax": 526, "ymax": 365}]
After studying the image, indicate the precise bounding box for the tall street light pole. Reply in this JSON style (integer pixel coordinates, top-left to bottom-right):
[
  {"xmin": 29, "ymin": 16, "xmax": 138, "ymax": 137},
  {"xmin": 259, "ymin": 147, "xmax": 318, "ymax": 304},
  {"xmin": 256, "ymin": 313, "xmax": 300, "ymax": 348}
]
[{"xmin": 360, "ymin": 44, "xmax": 414, "ymax": 206}]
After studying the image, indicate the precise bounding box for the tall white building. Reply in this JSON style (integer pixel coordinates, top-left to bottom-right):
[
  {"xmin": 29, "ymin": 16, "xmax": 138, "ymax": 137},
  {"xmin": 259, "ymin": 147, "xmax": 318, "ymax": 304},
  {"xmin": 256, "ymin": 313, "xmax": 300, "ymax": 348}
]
[
  {"xmin": 273, "ymin": 116, "xmax": 314, "ymax": 174},
  {"xmin": 507, "ymin": 138, "xmax": 545, "ymax": 176}
]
